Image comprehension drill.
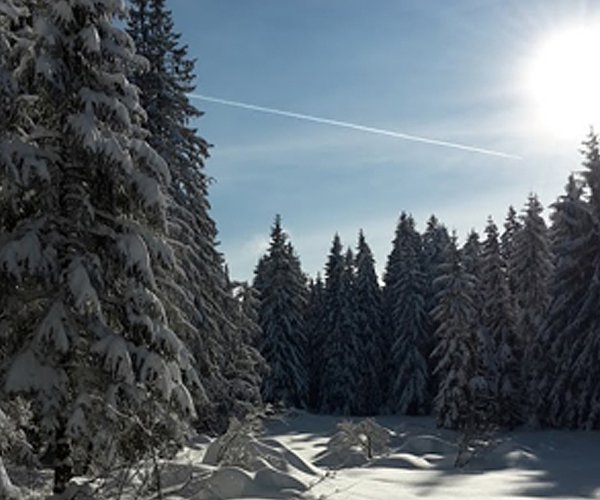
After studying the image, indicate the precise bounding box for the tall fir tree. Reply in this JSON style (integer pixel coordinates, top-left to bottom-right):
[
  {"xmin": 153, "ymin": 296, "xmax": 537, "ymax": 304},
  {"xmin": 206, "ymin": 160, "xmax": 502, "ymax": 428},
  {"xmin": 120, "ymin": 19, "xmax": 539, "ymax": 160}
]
[
  {"xmin": 511, "ymin": 194, "xmax": 553, "ymax": 422},
  {"xmin": 126, "ymin": 0, "xmax": 262, "ymax": 432},
  {"xmin": 432, "ymin": 235, "xmax": 478, "ymax": 429},
  {"xmin": 319, "ymin": 236, "xmax": 361, "ymax": 414},
  {"xmin": 461, "ymin": 230, "xmax": 497, "ymax": 429},
  {"xmin": 384, "ymin": 213, "xmax": 429, "ymax": 415},
  {"xmin": 1, "ymin": 1, "xmax": 199, "ymax": 491},
  {"xmin": 421, "ymin": 215, "xmax": 450, "ymax": 399},
  {"xmin": 481, "ymin": 218, "xmax": 522, "ymax": 428},
  {"xmin": 305, "ymin": 275, "xmax": 325, "ymax": 409},
  {"xmin": 545, "ymin": 132, "xmax": 600, "ymax": 428},
  {"xmin": 353, "ymin": 230, "xmax": 384, "ymax": 414},
  {"xmin": 501, "ymin": 205, "xmax": 522, "ymax": 300},
  {"xmin": 538, "ymin": 174, "xmax": 590, "ymax": 427},
  {"xmin": 253, "ymin": 215, "xmax": 308, "ymax": 408}
]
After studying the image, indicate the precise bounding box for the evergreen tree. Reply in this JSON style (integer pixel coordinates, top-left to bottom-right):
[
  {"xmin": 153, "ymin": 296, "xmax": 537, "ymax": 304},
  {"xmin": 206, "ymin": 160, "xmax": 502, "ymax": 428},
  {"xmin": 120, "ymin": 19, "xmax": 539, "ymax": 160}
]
[
  {"xmin": 384, "ymin": 213, "xmax": 429, "ymax": 414},
  {"xmin": 253, "ymin": 216, "xmax": 308, "ymax": 408},
  {"xmin": 501, "ymin": 205, "xmax": 522, "ymax": 299},
  {"xmin": 461, "ymin": 230, "xmax": 497, "ymax": 429},
  {"xmin": 481, "ymin": 218, "xmax": 522, "ymax": 428},
  {"xmin": 305, "ymin": 275, "xmax": 325, "ymax": 410},
  {"xmin": 319, "ymin": 236, "xmax": 360, "ymax": 414},
  {"xmin": 126, "ymin": 0, "xmax": 262, "ymax": 432},
  {"xmin": 223, "ymin": 278, "xmax": 265, "ymax": 420},
  {"xmin": 432, "ymin": 235, "xmax": 478, "ymax": 429},
  {"xmin": 545, "ymin": 132, "xmax": 600, "ymax": 428},
  {"xmin": 354, "ymin": 230, "xmax": 384, "ymax": 414},
  {"xmin": 461, "ymin": 231, "xmax": 483, "ymax": 288},
  {"xmin": 511, "ymin": 194, "xmax": 553, "ymax": 422},
  {"xmin": 422, "ymin": 215, "xmax": 450, "ymax": 397},
  {"xmin": 1, "ymin": 1, "xmax": 198, "ymax": 491},
  {"xmin": 538, "ymin": 175, "xmax": 590, "ymax": 427}
]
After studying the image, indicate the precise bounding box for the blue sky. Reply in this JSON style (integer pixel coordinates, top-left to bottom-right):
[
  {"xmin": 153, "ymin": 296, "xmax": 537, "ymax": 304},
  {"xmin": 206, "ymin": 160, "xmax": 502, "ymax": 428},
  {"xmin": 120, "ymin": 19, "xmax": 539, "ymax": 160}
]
[{"xmin": 169, "ymin": 0, "xmax": 600, "ymax": 281}]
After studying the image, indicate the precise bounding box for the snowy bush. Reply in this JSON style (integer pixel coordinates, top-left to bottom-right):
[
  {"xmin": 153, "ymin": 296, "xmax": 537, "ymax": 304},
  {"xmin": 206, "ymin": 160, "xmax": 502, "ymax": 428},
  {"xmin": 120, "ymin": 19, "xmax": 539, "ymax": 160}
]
[
  {"xmin": 328, "ymin": 419, "xmax": 391, "ymax": 460},
  {"xmin": 202, "ymin": 415, "xmax": 266, "ymax": 471}
]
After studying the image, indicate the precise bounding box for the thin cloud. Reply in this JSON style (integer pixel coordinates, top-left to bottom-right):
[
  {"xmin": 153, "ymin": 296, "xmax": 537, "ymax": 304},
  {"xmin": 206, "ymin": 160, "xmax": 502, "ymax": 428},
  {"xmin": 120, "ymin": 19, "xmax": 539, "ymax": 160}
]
[{"xmin": 189, "ymin": 93, "xmax": 523, "ymax": 160}]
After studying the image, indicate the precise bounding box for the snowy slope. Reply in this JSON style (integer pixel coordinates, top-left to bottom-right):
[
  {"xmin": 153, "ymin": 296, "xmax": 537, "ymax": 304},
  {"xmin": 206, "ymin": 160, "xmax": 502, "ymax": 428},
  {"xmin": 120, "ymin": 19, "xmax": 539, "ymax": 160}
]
[
  {"xmin": 265, "ymin": 412, "xmax": 600, "ymax": 500},
  {"xmin": 6, "ymin": 411, "xmax": 600, "ymax": 499}
]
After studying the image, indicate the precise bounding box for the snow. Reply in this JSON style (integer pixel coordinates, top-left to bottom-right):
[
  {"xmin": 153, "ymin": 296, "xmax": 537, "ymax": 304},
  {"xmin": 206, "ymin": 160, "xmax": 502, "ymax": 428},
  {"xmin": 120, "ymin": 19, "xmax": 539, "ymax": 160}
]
[{"xmin": 5, "ymin": 411, "xmax": 600, "ymax": 498}]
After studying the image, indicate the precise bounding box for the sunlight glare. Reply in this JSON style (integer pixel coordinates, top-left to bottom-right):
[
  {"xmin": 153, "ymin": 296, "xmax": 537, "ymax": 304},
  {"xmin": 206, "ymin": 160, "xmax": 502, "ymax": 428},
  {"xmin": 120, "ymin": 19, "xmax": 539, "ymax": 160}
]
[{"xmin": 525, "ymin": 24, "xmax": 600, "ymax": 139}]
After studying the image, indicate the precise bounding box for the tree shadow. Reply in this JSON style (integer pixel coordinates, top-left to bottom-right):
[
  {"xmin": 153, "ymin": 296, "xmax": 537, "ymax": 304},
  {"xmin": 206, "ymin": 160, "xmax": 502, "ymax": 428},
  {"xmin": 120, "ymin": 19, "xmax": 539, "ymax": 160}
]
[{"xmin": 410, "ymin": 428, "xmax": 600, "ymax": 498}]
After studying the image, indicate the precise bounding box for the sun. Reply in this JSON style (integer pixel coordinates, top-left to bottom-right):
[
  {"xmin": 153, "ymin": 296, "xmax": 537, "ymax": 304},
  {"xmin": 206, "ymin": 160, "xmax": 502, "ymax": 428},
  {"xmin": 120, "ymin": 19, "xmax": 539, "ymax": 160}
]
[{"xmin": 524, "ymin": 23, "xmax": 600, "ymax": 139}]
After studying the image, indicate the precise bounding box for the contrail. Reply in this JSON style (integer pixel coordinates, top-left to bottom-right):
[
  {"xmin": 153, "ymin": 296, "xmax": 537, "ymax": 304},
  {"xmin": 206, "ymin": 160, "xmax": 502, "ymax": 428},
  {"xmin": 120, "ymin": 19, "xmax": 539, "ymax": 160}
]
[{"xmin": 188, "ymin": 93, "xmax": 522, "ymax": 160}]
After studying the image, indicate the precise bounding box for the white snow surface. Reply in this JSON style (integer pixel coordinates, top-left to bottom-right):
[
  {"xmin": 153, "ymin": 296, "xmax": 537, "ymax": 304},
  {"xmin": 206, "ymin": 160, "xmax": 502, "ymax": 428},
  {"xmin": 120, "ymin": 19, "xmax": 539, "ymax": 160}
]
[{"xmin": 6, "ymin": 412, "xmax": 600, "ymax": 499}]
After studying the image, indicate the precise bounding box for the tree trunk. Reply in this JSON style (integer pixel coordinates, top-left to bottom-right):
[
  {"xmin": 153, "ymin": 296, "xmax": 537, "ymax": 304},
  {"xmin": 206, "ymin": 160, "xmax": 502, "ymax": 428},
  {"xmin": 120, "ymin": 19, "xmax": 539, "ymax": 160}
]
[{"xmin": 53, "ymin": 426, "xmax": 73, "ymax": 494}]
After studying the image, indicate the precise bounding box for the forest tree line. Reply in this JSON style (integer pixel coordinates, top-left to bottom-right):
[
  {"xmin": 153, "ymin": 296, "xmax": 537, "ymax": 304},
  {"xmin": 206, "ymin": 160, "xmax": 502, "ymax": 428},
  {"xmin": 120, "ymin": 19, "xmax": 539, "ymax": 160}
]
[{"xmin": 253, "ymin": 135, "xmax": 600, "ymax": 432}]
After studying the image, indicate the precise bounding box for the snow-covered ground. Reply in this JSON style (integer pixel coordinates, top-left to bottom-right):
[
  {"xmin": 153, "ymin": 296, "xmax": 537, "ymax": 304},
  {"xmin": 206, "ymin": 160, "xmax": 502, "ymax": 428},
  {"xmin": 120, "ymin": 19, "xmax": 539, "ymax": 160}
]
[{"xmin": 7, "ymin": 411, "xmax": 600, "ymax": 499}]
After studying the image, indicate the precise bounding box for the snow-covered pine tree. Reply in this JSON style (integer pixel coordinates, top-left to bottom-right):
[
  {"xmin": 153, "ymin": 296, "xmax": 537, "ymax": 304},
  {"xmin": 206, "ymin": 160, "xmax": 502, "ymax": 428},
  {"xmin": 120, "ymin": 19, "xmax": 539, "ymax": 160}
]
[
  {"xmin": 545, "ymin": 132, "xmax": 600, "ymax": 429},
  {"xmin": 305, "ymin": 275, "xmax": 325, "ymax": 410},
  {"xmin": 253, "ymin": 215, "xmax": 308, "ymax": 408},
  {"xmin": 431, "ymin": 234, "xmax": 478, "ymax": 430},
  {"xmin": 353, "ymin": 230, "xmax": 384, "ymax": 415},
  {"xmin": 1, "ymin": 1, "xmax": 200, "ymax": 492},
  {"xmin": 384, "ymin": 213, "xmax": 429, "ymax": 415},
  {"xmin": 461, "ymin": 230, "xmax": 497, "ymax": 428},
  {"xmin": 318, "ymin": 236, "xmax": 361, "ymax": 414},
  {"xmin": 481, "ymin": 218, "xmax": 522, "ymax": 428},
  {"xmin": 126, "ymin": 0, "xmax": 263, "ymax": 432},
  {"xmin": 501, "ymin": 205, "xmax": 522, "ymax": 301},
  {"xmin": 538, "ymin": 174, "xmax": 590, "ymax": 427},
  {"xmin": 221, "ymin": 277, "xmax": 264, "ymax": 421},
  {"xmin": 421, "ymin": 215, "xmax": 450, "ymax": 400},
  {"xmin": 511, "ymin": 194, "xmax": 552, "ymax": 422},
  {"xmin": 229, "ymin": 281, "xmax": 262, "ymax": 350},
  {"xmin": 461, "ymin": 231, "xmax": 483, "ymax": 289}
]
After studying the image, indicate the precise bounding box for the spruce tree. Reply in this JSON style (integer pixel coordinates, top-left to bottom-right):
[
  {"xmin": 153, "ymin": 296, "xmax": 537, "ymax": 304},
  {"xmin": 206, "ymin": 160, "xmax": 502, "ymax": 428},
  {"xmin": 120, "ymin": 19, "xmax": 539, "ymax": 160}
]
[
  {"xmin": 461, "ymin": 230, "xmax": 497, "ymax": 429},
  {"xmin": 319, "ymin": 236, "xmax": 361, "ymax": 414},
  {"xmin": 126, "ymin": 0, "xmax": 262, "ymax": 431},
  {"xmin": 384, "ymin": 213, "xmax": 429, "ymax": 415},
  {"xmin": 253, "ymin": 215, "xmax": 308, "ymax": 408},
  {"xmin": 354, "ymin": 230, "xmax": 384, "ymax": 414},
  {"xmin": 422, "ymin": 215, "xmax": 450, "ymax": 398},
  {"xmin": 481, "ymin": 218, "xmax": 522, "ymax": 428},
  {"xmin": 432, "ymin": 235, "xmax": 478, "ymax": 429},
  {"xmin": 501, "ymin": 205, "xmax": 522, "ymax": 300},
  {"xmin": 545, "ymin": 132, "xmax": 600, "ymax": 428},
  {"xmin": 305, "ymin": 275, "xmax": 325, "ymax": 409},
  {"xmin": 1, "ymin": 1, "xmax": 198, "ymax": 491},
  {"xmin": 538, "ymin": 175, "xmax": 590, "ymax": 427},
  {"xmin": 511, "ymin": 194, "xmax": 552, "ymax": 422}
]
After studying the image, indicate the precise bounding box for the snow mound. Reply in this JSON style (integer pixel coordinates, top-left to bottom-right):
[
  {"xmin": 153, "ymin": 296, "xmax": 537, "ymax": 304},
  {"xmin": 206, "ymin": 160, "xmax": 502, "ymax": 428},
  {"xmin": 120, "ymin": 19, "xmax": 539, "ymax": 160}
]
[
  {"xmin": 193, "ymin": 463, "xmax": 307, "ymax": 500},
  {"xmin": 370, "ymin": 452, "xmax": 434, "ymax": 470},
  {"xmin": 199, "ymin": 426, "xmax": 317, "ymax": 498},
  {"xmin": 471, "ymin": 438, "xmax": 539, "ymax": 469},
  {"xmin": 314, "ymin": 445, "xmax": 369, "ymax": 468},
  {"xmin": 398, "ymin": 434, "xmax": 458, "ymax": 456},
  {"xmin": 194, "ymin": 466, "xmax": 252, "ymax": 499},
  {"xmin": 314, "ymin": 418, "xmax": 393, "ymax": 469},
  {"xmin": 203, "ymin": 428, "xmax": 318, "ymax": 477}
]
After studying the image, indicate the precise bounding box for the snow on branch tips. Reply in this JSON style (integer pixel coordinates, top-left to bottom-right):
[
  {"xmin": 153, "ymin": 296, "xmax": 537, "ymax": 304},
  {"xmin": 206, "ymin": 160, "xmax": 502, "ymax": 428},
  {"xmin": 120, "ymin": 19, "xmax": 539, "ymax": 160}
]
[
  {"xmin": 66, "ymin": 258, "xmax": 101, "ymax": 316},
  {"xmin": 0, "ymin": 229, "xmax": 53, "ymax": 281}
]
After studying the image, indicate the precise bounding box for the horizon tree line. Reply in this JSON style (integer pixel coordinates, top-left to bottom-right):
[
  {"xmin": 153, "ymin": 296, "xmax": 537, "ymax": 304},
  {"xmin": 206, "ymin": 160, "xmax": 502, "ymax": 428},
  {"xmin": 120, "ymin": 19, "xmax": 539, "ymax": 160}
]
[{"xmin": 253, "ymin": 137, "xmax": 600, "ymax": 430}]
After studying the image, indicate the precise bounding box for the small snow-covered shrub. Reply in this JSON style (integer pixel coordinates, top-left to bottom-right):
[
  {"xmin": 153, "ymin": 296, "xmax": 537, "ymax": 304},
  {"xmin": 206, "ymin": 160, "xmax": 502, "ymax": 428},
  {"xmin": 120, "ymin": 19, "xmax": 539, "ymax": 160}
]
[
  {"xmin": 203, "ymin": 415, "xmax": 265, "ymax": 471},
  {"xmin": 328, "ymin": 419, "xmax": 391, "ymax": 460}
]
